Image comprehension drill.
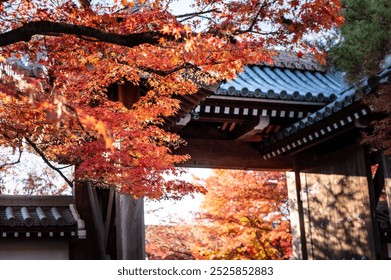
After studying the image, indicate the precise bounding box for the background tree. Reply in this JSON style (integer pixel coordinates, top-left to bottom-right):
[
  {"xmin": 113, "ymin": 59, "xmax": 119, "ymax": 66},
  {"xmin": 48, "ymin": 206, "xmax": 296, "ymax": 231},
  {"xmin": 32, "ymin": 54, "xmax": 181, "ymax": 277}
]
[
  {"xmin": 0, "ymin": 147, "xmax": 72, "ymax": 195},
  {"xmin": 146, "ymin": 223, "xmax": 198, "ymax": 260},
  {"xmin": 195, "ymin": 170, "xmax": 291, "ymax": 260},
  {"xmin": 0, "ymin": 0, "xmax": 343, "ymax": 198},
  {"xmin": 330, "ymin": 0, "xmax": 391, "ymax": 154},
  {"xmin": 0, "ymin": 169, "xmax": 71, "ymax": 195},
  {"xmin": 145, "ymin": 170, "xmax": 291, "ymax": 260}
]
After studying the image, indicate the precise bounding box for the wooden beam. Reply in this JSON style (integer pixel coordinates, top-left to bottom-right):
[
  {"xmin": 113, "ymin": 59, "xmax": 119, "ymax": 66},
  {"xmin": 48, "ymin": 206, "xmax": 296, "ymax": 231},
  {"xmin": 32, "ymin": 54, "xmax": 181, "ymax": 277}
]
[
  {"xmin": 0, "ymin": 195, "xmax": 73, "ymax": 207},
  {"xmin": 236, "ymin": 115, "xmax": 270, "ymax": 141},
  {"xmin": 197, "ymin": 113, "xmax": 248, "ymax": 123},
  {"xmin": 373, "ymin": 163, "xmax": 385, "ymax": 204},
  {"xmin": 364, "ymin": 149, "xmax": 382, "ymax": 259},
  {"xmin": 205, "ymin": 95, "xmax": 326, "ymax": 109},
  {"xmin": 295, "ymin": 144, "xmax": 361, "ymax": 172},
  {"xmin": 72, "ymin": 182, "xmax": 101, "ymax": 259},
  {"xmin": 298, "ymin": 170, "xmax": 313, "ymax": 259},
  {"xmin": 175, "ymin": 138, "xmax": 293, "ymax": 170}
]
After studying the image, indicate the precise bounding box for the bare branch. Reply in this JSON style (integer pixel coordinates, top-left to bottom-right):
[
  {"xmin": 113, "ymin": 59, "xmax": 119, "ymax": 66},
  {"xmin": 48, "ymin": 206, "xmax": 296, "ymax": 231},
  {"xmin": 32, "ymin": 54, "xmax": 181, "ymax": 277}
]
[
  {"xmin": 24, "ymin": 136, "xmax": 74, "ymax": 188},
  {"xmin": 233, "ymin": 1, "xmax": 270, "ymax": 35},
  {"xmin": 175, "ymin": 8, "xmax": 221, "ymax": 21},
  {"xmin": 0, "ymin": 149, "xmax": 22, "ymax": 169}
]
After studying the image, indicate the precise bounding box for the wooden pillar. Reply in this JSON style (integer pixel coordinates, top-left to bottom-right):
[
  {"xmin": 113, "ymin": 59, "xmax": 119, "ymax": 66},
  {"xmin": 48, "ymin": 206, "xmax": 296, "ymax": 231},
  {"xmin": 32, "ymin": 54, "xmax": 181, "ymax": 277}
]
[
  {"xmin": 72, "ymin": 183, "xmax": 100, "ymax": 259},
  {"xmin": 87, "ymin": 184, "xmax": 111, "ymax": 259},
  {"xmin": 116, "ymin": 82, "xmax": 146, "ymax": 260},
  {"xmin": 115, "ymin": 194, "xmax": 146, "ymax": 260},
  {"xmin": 297, "ymin": 147, "xmax": 378, "ymax": 259},
  {"xmin": 118, "ymin": 82, "xmax": 140, "ymax": 108},
  {"xmin": 382, "ymin": 153, "xmax": 391, "ymax": 259},
  {"xmin": 382, "ymin": 153, "xmax": 391, "ymax": 227},
  {"xmin": 286, "ymin": 171, "xmax": 307, "ymax": 259}
]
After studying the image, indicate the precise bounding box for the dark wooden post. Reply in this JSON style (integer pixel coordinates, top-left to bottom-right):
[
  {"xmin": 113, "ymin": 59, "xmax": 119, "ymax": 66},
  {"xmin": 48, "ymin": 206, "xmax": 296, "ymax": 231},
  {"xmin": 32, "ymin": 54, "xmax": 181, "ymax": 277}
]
[
  {"xmin": 382, "ymin": 153, "xmax": 391, "ymax": 227},
  {"xmin": 115, "ymin": 194, "xmax": 146, "ymax": 260},
  {"xmin": 72, "ymin": 182, "xmax": 101, "ymax": 259},
  {"xmin": 286, "ymin": 171, "xmax": 308, "ymax": 259},
  {"xmin": 118, "ymin": 82, "xmax": 140, "ymax": 108},
  {"xmin": 381, "ymin": 153, "xmax": 391, "ymax": 258},
  {"xmin": 116, "ymin": 82, "xmax": 145, "ymax": 260}
]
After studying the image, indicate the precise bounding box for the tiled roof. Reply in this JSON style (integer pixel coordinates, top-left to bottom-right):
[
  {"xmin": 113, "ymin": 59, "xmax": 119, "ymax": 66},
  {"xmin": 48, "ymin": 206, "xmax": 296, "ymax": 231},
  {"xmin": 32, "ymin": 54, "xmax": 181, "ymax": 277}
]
[
  {"xmin": 0, "ymin": 195, "xmax": 85, "ymax": 238},
  {"xmin": 217, "ymin": 65, "xmax": 347, "ymax": 102},
  {"xmin": 261, "ymin": 65, "xmax": 391, "ymax": 158},
  {"xmin": 0, "ymin": 205, "xmax": 75, "ymax": 227}
]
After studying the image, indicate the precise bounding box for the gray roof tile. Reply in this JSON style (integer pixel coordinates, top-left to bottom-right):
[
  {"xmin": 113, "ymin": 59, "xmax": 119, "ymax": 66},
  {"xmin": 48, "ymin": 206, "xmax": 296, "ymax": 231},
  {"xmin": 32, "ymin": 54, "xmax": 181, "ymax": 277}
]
[
  {"xmin": 0, "ymin": 206, "xmax": 76, "ymax": 227},
  {"xmin": 217, "ymin": 65, "xmax": 347, "ymax": 102},
  {"xmin": 0, "ymin": 196, "xmax": 77, "ymax": 228}
]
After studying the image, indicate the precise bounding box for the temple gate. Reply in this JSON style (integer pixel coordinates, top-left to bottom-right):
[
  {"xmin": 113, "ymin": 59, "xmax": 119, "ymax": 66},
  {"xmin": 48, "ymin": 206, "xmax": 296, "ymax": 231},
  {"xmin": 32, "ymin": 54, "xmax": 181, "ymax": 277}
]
[{"xmin": 3, "ymin": 54, "xmax": 387, "ymax": 260}]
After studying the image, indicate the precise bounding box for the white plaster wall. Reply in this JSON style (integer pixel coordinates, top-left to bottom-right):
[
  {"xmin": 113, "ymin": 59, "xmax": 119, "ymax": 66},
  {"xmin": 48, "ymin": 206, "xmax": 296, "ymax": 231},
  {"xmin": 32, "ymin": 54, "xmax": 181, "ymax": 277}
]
[{"xmin": 0, "ymin": 240, "xmax": 69, "ymax": 260}]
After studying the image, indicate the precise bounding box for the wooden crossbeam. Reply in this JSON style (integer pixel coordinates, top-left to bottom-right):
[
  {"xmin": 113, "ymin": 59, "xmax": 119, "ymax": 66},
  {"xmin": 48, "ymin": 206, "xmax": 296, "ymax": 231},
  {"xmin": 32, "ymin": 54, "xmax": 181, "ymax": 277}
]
[{"xmin": 176, "ymin": 138, "xmax": 293, "ymax": 170}]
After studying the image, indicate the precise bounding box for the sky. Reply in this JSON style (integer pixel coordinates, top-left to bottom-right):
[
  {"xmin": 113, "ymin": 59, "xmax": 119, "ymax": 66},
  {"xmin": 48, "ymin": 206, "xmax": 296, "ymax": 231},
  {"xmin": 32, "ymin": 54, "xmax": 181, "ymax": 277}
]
[{"xmin": 144, "ymin": 167, "xmax": 212, "ymax": 225}]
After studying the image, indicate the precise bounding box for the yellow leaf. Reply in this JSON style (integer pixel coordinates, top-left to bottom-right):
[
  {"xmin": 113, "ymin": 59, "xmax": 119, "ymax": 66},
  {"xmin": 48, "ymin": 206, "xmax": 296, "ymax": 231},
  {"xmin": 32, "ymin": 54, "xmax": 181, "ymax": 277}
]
[{"xmin": 161, "ymin": 25, "xmax": 171, "ymax": 34}]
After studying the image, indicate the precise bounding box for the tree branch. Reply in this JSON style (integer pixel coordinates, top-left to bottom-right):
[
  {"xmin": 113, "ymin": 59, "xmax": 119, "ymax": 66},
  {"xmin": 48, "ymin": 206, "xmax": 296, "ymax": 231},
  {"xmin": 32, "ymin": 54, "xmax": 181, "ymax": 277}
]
[
  {"xmin": 0, "ymin": 20, "xmax": 167, "ymax": 48},
  {"xmin": 24, "ymin": 136, "xmax": 74, "ymax": 188},
  {"xmin": 138, "ymin": 63, "xmax": 197, "ymax": 76},
  {"xmin": 175, "ymin": 8, "xmax": 221, "ymax": 21},
  {"xmin": 0, "ymin": 149, "xmax": 22, "ymax": 169},
  {"xmin": 233, "ymin": 1, "xmax": 270, "ymax": 35}
]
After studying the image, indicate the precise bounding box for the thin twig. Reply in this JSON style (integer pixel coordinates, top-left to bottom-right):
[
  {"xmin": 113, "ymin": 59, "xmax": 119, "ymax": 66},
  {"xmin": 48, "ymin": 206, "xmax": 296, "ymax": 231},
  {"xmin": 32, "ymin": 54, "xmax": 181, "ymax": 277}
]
[
  {"xmin": 175, "ymin": 8, "xmax": 221, "ymax": 19},
  {"xmin": 0, "ymin": 149, "xmax": 22, "ymax": 169},
  {"xmin": 24, "ymin": 136, "xmax": 74, "ymax": 188}
]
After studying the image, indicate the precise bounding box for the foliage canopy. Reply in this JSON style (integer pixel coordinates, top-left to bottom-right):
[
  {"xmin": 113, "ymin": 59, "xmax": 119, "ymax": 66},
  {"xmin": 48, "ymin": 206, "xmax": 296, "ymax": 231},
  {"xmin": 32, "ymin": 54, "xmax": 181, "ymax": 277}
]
[{"xmin": 0, "ymin": 0, "xmax": 343, "ymax": 198}]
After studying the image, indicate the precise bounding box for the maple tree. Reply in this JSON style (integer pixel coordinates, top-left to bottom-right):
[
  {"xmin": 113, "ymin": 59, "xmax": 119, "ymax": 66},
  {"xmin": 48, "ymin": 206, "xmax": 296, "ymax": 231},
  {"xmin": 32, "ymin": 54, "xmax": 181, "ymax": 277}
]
[
  {"xmin": 0, "ymin": 0, "xmax": 344, "ymax": 198},
  {"xmin": 145, "ymin": 170, "xmax": 291, "ymax": 260},
  {"xmin": 146, "ymin": 223, "xmax": 197, "ymax": 260}
]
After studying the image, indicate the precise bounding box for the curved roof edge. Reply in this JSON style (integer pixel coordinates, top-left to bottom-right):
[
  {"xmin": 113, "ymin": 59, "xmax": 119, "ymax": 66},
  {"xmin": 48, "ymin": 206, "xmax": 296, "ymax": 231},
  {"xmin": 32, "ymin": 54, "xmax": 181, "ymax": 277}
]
[{"xmin": 260, "ymin": 65, "xmax": 391, "ymax": 158}]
